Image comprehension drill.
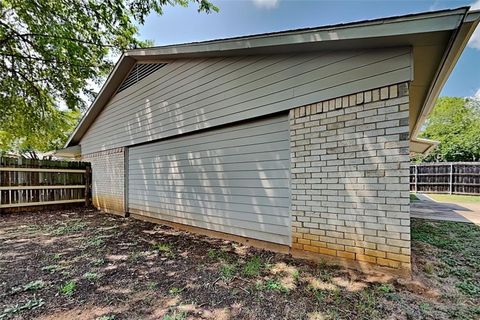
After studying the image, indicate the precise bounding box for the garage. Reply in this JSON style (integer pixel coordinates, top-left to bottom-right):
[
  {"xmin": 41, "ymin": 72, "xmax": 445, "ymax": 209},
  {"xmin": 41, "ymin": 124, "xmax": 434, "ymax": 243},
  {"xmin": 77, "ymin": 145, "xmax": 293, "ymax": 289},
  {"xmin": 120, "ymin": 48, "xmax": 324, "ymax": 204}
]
[{"xmin": 127, "ymin": 114, "xmax": 291, "ymax": 245}]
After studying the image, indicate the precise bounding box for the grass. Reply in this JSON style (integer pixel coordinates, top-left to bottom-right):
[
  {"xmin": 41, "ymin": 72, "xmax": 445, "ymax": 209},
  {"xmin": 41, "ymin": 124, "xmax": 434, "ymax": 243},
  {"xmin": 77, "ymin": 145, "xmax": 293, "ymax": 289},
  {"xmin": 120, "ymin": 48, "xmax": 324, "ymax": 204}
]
[
  {"xmin": 152, "ymin": 243, "xmax": 172, "ymax": 252},
  {"xmin": 23, "ymin": 280, "xmax": 45, "ymax": 291},
  {"xmin": 0, "ymin": 298, "xmax": 45, "ymax": 319},
  {"xmin": 168, "ymin": 287, "xmax": 184, "ymax": 295},
  {"xmin": 59, "ymin": 280, "xmax": 76, "ymax": 296},
  {"xmin": 86, "ymin": 236, "xmax": 105, "ymax": 248},
  {"xmin": 410, "ymin": 193, "xmax": 420, "ymax": 201},
  {"xmin": 41, "ymin": 264, "xmax": 64, "ymax": 274},
  {"xmin": 7, "ymin": 280, "xmax": 45, "ymax": 296},
  {"xmin": 96, "ymin": 316, "xmax": 116, "ymax": 320},
  {"xmin": 426, "ymin": 193, "xmax": 480, "ymax": 204},
  {"xmin": 243, "ymin": 256, "xmax": 263, "ymax": 277},
  {"xmin": 51, "ymin": 220, "xmax": 87, "ymax": 236},
  {"xmin": 412, "ymin": 219, "xmax": 480, "ymax": 299},
  {"xmin": 255, "ymin": 279, "xmax": 289, "ymax": 293},
  {"xmin": 91, "ymin": 258, "xmax": 106, "ymax": 266},
  {"xmin": 220, "ymin": 263, "xmax": 236, "ymax": 281},
  {"xmin": 83, "ymin": 272, "xmax": 99, "ymax": 281},
  {"xmin": 162, "ymin": 309, "xmax": 187, "ymax": 320}
]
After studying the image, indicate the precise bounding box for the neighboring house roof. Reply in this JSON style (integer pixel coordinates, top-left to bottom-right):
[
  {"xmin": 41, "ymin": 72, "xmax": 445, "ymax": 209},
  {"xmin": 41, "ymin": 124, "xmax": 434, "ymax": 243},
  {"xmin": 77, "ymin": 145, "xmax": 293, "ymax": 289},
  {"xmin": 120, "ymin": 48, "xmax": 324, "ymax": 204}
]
[{"xmin": 65, "ymin": 7, "xmax": 480, "ymax": 155}]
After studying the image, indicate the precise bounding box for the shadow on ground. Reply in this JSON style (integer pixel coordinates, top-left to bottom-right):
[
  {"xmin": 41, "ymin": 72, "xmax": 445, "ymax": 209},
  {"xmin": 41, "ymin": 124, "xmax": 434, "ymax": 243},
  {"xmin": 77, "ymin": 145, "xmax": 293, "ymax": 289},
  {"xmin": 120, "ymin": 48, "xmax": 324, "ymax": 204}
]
[{"xmin": 0, "ymin": 208, "xmax": 479, "ymax": 320}]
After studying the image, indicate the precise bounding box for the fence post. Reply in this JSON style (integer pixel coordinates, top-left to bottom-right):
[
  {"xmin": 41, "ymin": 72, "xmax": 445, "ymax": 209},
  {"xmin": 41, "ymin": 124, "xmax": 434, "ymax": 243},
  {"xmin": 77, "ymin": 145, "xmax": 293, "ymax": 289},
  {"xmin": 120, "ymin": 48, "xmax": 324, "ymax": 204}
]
[
  {"xmin": 85, "ymin": 165, "xmax": 92, "ymax": 207},
  {"xmin": 414, "ymin": 165, "xmax": 418, "ymax": 193},
  {"xmin": 449, "ymin": 163, "xmax": 453, "ymax": 195}
]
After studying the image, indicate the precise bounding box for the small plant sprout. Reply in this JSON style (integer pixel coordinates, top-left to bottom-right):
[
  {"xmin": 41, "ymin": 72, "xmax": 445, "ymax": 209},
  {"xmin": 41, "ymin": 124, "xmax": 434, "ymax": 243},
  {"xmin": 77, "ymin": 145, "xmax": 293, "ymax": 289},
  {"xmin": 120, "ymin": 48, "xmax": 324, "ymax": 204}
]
[
  {"xmin": 83, "ymin": 272, "xmax": 99, "ymax": 281},
  {"xmin": 60, "ymin": 280, "xmax": 76, "ymax": 296},
  {"xmin": 153, "ymin": 243, "xmax": 172, "ymax": 252},
  {"xmin": 168, "ymin": 287, "xmax": 184, "ymax": 295},
  {"xmin": 220, "ymin": 264, "xmax": 236, "ymax": 281},
  {"xmin": 243, "ymin": 256, "xmax": 263, "ymax": 277}
]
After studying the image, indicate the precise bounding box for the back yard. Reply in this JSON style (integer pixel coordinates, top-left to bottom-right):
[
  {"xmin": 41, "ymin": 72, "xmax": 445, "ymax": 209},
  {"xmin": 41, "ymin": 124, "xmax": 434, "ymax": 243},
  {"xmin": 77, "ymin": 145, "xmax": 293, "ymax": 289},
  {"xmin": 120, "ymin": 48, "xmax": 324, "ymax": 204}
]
[{"xmin": 0, "ymin": 208, "xmax": 479, "ymax": 320}]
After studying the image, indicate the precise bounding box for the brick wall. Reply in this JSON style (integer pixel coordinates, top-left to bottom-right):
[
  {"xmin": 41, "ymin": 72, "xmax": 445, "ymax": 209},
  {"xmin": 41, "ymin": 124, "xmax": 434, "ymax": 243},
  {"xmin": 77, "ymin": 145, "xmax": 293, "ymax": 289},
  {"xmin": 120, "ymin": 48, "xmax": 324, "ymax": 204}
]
[
  {"xmin": 290, "ymin": 83, "xmax": 411, "ymax": 271},
  {"xmin": 83, "ymin": 148, "xmax": 125, "ymax": 215}
]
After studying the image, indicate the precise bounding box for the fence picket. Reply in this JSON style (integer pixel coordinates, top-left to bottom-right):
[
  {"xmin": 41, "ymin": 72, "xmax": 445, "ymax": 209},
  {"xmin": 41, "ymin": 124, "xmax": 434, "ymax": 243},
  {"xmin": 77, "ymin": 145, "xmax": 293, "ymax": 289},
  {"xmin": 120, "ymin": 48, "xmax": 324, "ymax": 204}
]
[
  {"xmin": 0, "ymin": 157, "xmax": 92, "ymax": 211},
  {"xmin": 410, "ymin": 162, "xmax": 480, "ymax": 195}
]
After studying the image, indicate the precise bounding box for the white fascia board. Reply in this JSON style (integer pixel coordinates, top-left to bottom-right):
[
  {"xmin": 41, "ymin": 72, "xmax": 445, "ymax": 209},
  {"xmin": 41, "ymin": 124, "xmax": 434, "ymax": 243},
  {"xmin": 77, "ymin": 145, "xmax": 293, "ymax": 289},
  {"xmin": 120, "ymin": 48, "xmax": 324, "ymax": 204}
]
[
  {"xmin": 126, "ymin": 10, "xmax": 465, "ymax": 58},
  {"xmin": 412, "ymin": 9, "xmax": 480, "ymax": 138}
]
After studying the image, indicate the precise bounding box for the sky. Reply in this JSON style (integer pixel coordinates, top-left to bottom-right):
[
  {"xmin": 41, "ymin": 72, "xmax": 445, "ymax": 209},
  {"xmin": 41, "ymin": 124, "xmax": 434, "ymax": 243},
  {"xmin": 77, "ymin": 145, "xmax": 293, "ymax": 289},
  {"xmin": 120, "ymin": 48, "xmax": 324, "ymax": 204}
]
[{"xmin": 138, "ymin": 0, "xmax": 480, "ymax": 98}]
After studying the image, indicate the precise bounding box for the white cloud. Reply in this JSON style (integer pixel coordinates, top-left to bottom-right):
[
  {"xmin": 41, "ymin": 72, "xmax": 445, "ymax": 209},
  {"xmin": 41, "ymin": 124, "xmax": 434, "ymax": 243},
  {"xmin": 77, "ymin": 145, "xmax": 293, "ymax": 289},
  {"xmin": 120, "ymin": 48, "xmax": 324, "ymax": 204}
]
[
  {"xmin": 468, "ymin": 0, "xmax": 480, "ymax": 49},
  {"xmin": 475, "ymin": 88, "xmax": 480, "ymax": 99},
  {"xmin": 252, "ymin": 0, "xmax": 279, "ymax": 9}
]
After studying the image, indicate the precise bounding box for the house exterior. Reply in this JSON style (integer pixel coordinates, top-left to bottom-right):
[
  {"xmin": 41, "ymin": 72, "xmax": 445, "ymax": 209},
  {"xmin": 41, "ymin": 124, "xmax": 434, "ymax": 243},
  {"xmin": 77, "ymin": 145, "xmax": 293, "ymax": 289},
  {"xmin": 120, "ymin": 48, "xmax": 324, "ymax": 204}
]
[{"xmin": 64, "ymin": 8, "xmax": 480, "ymax": 274}]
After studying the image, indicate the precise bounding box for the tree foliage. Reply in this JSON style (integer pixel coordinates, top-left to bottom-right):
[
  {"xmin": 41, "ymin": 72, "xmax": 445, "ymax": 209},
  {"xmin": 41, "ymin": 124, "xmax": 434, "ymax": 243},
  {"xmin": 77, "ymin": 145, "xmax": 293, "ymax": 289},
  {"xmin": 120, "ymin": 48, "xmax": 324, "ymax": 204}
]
[
  {"xmin": 417, "ymin": 97, "xmax": 480, "ymax": 162},
  {"xmin": 0, "ymin": 0, "xmax": 218, "ymax": 156},
  {"xmin": 0, "ymin": 108, "xmax": 81, "ymax": 158}
]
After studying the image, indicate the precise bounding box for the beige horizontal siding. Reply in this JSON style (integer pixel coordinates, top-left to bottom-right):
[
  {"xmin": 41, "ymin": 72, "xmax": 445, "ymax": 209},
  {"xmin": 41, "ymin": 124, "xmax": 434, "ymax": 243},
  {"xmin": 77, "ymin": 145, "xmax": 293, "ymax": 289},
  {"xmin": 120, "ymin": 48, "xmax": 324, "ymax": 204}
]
[
  {"xmin": 80, "ymin": 47, "xmax": 411, "ymax": 154},
  {"xmin": 127, "ymin": 114, "xmax": 291, "ymax": 245}
]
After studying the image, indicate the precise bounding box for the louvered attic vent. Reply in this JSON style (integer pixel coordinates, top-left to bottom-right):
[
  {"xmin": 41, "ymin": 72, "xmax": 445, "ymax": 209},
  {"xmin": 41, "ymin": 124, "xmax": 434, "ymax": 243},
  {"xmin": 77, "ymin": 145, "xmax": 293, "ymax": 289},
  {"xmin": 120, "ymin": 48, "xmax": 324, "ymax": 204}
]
[{"xmin": 117, "ymin": 63, "xmax": 166, "ymax": 93}]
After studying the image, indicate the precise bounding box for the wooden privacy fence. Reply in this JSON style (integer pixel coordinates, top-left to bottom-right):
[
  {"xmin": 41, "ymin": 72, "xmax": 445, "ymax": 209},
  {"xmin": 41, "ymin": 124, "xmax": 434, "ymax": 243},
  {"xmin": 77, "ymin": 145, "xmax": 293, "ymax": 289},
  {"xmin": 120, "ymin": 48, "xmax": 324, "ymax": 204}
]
[
  {"xmin": 0, "ymin": 157, "xmax": 91, "ymax": 210},
  {"xmin": 410, "ymin": 162, "xmax": 480, "ymax": 195}
]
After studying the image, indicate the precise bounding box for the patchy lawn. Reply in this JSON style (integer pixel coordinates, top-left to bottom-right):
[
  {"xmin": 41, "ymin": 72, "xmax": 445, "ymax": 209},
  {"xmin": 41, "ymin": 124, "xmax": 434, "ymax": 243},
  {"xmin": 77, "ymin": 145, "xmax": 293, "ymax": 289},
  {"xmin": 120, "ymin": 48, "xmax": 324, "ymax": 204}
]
[
  {"xmin": 0, "ymin": 209, "xmax": 479, "ymax": 320},
  {"xmin": 410, "ymin": 193, "xmax": 420, "ymax": 201},
  {"xmin": 426, "ymin": 194, "xmax": 480, "ymax": 204}
]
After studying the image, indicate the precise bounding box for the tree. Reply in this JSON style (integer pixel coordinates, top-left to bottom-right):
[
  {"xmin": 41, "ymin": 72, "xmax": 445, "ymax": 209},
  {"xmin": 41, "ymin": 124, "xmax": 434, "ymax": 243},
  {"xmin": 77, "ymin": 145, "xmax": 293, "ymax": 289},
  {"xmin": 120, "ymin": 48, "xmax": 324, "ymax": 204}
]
[
  {"xmin": 418, "ymin": 97, "xmax": 480, "ymax": 162},
  {"xmin": 0, "ymin": 107, "xmax": 81, "ymax": 159},
  {"xmin": 0, "ymin": 0, "xmax": 218, "ymax": 155}
]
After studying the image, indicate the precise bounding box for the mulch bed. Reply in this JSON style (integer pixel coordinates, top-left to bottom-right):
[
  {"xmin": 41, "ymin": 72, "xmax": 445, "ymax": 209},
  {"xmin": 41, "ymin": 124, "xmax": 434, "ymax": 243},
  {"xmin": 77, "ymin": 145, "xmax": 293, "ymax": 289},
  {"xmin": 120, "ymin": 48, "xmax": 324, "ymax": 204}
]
[{"xmin": 0, "ymin": 208, "xmax": 478, "ymax": 320}]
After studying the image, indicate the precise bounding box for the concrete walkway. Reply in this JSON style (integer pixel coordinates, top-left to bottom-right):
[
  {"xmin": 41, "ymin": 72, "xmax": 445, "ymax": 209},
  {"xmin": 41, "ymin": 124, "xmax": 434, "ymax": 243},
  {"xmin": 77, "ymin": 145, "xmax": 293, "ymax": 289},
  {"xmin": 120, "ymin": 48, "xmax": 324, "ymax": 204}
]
[{"xmin": 411, "ymin": 194, "xmax": 480, "ymax": 224}]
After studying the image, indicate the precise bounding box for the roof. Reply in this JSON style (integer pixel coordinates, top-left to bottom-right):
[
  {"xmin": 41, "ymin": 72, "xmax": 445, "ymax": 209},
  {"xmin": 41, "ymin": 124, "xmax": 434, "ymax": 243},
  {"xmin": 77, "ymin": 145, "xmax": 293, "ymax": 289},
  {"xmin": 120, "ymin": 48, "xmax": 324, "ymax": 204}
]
[{"xmin": 65, "ymin": 7, "xmax": 480, "ymax": 153}]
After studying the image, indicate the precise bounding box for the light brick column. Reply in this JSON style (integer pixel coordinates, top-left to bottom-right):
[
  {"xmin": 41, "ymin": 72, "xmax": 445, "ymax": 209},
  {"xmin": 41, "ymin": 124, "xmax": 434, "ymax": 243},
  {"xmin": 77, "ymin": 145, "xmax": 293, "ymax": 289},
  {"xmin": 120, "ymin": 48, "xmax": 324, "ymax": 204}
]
[
  {"xmin": 82, "ymin": 147, "xmax": 126, "ymax": 215},
  {"xmin": 290, "ymin": 83, "xmax": 411, "ymax": 272}
]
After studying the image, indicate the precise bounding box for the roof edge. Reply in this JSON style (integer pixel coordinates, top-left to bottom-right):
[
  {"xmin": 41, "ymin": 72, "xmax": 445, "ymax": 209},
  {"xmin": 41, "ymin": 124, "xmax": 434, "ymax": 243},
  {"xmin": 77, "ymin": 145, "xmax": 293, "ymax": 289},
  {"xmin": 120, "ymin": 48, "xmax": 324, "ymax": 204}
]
[
  {"xmin": 412, "ymin": 9, "xmax": 480, "ymax": 138},
  {"xmin": 64, "ymin": 7, "xmax": 473, "ymax": 148}
]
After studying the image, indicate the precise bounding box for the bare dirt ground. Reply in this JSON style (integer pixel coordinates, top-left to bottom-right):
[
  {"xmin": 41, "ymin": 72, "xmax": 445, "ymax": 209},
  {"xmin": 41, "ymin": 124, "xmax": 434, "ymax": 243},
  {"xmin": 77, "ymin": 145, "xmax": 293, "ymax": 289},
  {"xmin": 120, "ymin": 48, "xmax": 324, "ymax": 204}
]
[{"xmin": 0, "ymin": 208, "xmax": 479, "ymax": 320}]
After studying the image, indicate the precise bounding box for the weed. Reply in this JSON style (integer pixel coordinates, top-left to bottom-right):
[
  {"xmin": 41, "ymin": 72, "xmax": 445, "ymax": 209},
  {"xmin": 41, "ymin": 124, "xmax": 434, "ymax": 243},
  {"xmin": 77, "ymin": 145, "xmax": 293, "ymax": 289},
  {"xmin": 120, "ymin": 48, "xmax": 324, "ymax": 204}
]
[
  {"xmin": 220, "ymin": 264, "xmax": 236, "ymax": 281},
  {"xmin": 243, "ymin": 256, "xmax": 262, "ymax": 277},
  {"xmin": 128, "ymin": 251, "xmax": 143, "ymax": 262},
  {"xmin": 163, "ymin": 309, "xmax": 186, "ymax": 320},
  {"xmin": 147, "ymin": 282, "xmax": 158, "ymax": 290},
  {"xmin": 207, "ymin": 248, "xmax": 230, "ymax": 262},
  {"xmin": 52, "ymin": 221, "xmax": 87, "ymax": 236},
  {"xmin": 52, "ymin": 254, "xmax": 61, "ymax": 260},
  {"xmin": 419, "ymin": 302, "xmax": 431, "ymax": 312},
  {"xmin": 153, "ymin": 243, "xmax": 173, "ymax": 257},
  {"xmin": 292, "ymin": 269, "xmax": 300, "ymax": 281},
  {"xmin": 264, "ymin": 279, "xmax": 289, "ymax": 293},
  {"xmin": 8, "ymin": 280, "xmax": 45, "ymax": 296},
  {"xmin": 456, "ymin": 280, "xmax": 480, "ymax": 296},
  {"xmin": 313, "ymin": 289, "xmax": 326, "ymax": 301},
  {"xmin": 96, "ymin": 316, "xmax": 116, "ymax": 320},
  {"xmin": 83, "ymin": 272, "xmax": 99, "ymax": 281},
  {"xmin": 0, "ymin": 298, "xmax": 45, "ymax": 319},
  {"xmin": 41, "ymin": 264, "xmax": 63, "ymax": 274},
  {"xmin": 356, "ymin": 289, "xmax": 380, "ymax": 319},
  {"xmin": 207, "ymin": 248, "xmax": 219, "ymax": 259},
  {"xmin": 86, "ymin": 236, "xmax": 105, "ymax": 248},
  {"xmin": 91, "ymin": 258, "xmax": 106, "ymax": 266},
  {"xmin": 153, "ymin": 243, "xmax": 171, "ymax": 252},
  {"xmin": 377, "ymin": 283, "xmax": 394, "ymax": 294},
  {"xmin": 423, "ymin": 263, "xmax": 434, "ymax": 275},
  {"xmin": 23, "ymin": 280, "xmax": 45, "ymax": 291},
  {"xmin": 60, "ymin": 280, "xmax": 76, "ymax": 296},
  {"xmin": 168, "ymin": 287, "xmax": 184, "ymax": 295}
]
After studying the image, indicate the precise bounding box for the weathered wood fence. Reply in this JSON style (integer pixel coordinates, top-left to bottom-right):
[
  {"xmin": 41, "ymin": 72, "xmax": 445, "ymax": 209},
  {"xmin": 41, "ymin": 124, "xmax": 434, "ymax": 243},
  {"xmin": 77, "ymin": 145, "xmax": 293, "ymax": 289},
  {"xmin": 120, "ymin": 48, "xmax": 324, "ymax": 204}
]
[
  {"xmin": 410, "ymin": 162, "xmax": 480, "ymax": 195},
  {"xmin": 0, "ymin": 157, "xmax": 91, "ymax": 211}
]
